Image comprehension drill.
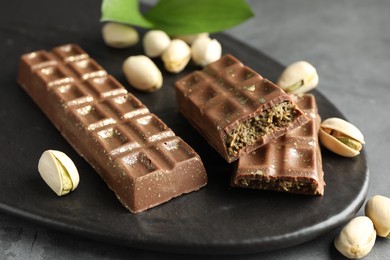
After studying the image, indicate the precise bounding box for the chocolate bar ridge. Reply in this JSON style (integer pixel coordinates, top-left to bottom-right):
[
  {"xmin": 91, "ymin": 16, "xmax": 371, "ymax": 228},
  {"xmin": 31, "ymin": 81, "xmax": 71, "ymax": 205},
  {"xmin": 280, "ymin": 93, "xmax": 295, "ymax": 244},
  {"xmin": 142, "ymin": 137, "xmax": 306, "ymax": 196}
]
[
  {"xmin": 17, "ymin": 44, "xmax": 207, "ymax": 213},
  {"xmin": 175, "ymin": 54, "xmax": 309, "ymax": 163},
  {"xmin": 232, "ymin": 94, "xmax": 325, "ymax": 195}
]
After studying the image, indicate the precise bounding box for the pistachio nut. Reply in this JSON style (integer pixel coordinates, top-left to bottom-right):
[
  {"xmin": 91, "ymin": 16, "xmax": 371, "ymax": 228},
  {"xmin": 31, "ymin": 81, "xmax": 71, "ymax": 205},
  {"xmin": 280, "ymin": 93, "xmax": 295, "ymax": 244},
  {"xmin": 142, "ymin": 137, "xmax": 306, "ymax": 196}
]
[
  {"xmin": 365, "ymin": 195, "xmax": 390, "ymax": 238},
  {"xmin": 38, "ymin": 150, "xmax": 79, "ymax": 196},
  {"xmin": 174, "ymin": 32, "xmax": 209, "ymax": 44},
  {"xmin": 334, "ymin": 216, "xmax": 376, "ymax": 259},
  {"xmin": 161, "ymin": 39, "xmax": 191, "ymax": 73},
  {"xmin": 102, "ymin": 22, "xmax": 139, "ymax": 48},
  {"xmin": 319, "ymin": 117, "xmax": 365, "ymax": 157},
  {"xmin": 122, "ymin": 55, "xmax": 163, "ymax": 92},
  {"xmin": 143, "ymin": 30, "xmax": 171, "ymax": 58},
  {"xmin": 191, "ymin": 36, "xmax": 222, "ymax": 67},
  {"xmin": 276, "ymin": 61, "xmax": 319, "ymax": 94}
]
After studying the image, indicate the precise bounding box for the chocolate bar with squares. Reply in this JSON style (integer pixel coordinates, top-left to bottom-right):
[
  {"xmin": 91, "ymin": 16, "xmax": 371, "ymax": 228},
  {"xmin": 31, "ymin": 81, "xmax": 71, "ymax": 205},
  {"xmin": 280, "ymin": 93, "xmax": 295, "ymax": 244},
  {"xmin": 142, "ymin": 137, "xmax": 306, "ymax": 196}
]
[
  {"xmin": 17, "ymin": 44, "xmax": 207, "ymax": 213},
  {"xmin": 175, "ymin": 54, "xmax": 309, "ymax": 163},
  {"xmin": 232, "ymin": 94, "xmax": 325, "ymax": 195}
]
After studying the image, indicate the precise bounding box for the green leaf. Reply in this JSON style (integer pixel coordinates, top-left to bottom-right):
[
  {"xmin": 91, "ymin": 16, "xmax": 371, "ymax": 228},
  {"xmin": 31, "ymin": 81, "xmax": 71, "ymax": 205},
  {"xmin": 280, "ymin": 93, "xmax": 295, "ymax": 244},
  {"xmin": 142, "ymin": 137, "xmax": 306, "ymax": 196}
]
[
  {"xmin": 144, "ymin": 0, "xmax": 254, "ymax": 35},
  {"xmin": 100, "ymin": 0, "xmax": 254, "ymax": 35},
  {"xmin": 101, "ymin": 0, "xmax": 154, "ymax": 28}
]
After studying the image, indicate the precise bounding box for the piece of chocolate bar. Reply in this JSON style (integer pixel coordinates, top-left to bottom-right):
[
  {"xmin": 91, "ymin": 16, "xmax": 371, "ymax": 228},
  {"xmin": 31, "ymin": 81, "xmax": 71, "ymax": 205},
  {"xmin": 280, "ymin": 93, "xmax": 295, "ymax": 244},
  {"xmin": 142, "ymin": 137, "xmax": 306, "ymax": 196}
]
[
  {"xmin": 175, "ymin": 54, "xmax": 309, "ymax": 163},
  {"xmin": 17, "ymin": 44, "xmax": 207, "ymax": 213},
  {"xmin": 232, "ymin": 94, "xmax": 325, "ymax": 195}
]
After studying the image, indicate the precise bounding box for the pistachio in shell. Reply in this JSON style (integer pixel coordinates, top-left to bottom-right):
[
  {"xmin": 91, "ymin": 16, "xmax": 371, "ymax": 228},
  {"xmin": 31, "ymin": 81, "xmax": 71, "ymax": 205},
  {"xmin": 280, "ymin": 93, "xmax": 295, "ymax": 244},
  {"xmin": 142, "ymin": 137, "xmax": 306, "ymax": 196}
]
[
  {"xmin": 276, "ymin": 61, "xmax": 319, "ymax": 94},
  {"xmin": 319, "ymin": 117, "xmax": 365, "ymax": 157},
  {"xmin": 38, "ymin": 150, "xmax": 79, "ymax": 196}
]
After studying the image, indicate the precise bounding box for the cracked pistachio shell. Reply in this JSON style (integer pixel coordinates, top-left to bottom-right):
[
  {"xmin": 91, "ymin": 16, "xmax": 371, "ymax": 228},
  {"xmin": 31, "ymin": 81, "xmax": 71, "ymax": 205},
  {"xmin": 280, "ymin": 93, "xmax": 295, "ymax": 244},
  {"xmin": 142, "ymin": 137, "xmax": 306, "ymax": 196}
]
[
  {"xmin": 319, "ymin": 117, "xmax": 365, "ymax": 157},
  {"xmin": 276, "ymin": 61, "xmax": 319, "ymax": 94},
  {"xmin": 334, "ymin": 216, "xmax": 376, "ymax": 259},
  {"xmin": 191, "ymin": 36, "xmax": 222, "ymax": 67},
  {"xmin": 102, "ymin": 22, "xmax": 139, "ymax": 48},
  {"xmin": 38, "ymin": 150, "xmax": 79, "ymax": 196},
  {"xmin": 161, "ymin": 39, "xmax": 191, "ymax": 73},
  {"xmin": 365, "ymin": 195, "xmax": 390, "ymax": 238},
  {"xmin": 143, "ymin": 30, "xmax": 171, "ymax": 58},
  {"xmin": 122, "ymin": 55, "xmax": 163, "ymax": 92},
  {"xmin": 174, "ymin": 33, "xmax": 209, "ymax": 44}
]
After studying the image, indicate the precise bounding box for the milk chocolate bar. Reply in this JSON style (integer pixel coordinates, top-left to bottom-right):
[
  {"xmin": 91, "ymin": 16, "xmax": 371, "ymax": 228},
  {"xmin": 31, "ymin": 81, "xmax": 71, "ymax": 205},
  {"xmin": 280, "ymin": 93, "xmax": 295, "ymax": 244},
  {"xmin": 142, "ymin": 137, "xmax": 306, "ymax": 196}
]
[
  {"xmin": 175, "ymin": 54, "xmax": 309, "ymax": 163},
  {"xmin": 232, "ymin": 94, "xmax": 325, "ymax": 195},
  {"xmin": 17, "ymin": 44, "xmax": 207, "ymax": 213}
]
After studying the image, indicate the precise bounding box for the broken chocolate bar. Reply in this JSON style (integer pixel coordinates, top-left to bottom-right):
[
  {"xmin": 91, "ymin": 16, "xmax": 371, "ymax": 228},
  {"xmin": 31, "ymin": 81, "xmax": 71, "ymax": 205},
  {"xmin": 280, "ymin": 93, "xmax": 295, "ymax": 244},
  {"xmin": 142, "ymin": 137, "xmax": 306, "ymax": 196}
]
[
  {"xmin": 175, "ymin": 54, "xmax": 309, "ymax": 163},
  {"xmin": 17, "ymin": 44, "xmax": 207, "ymax": 213},
  {"xmin": 232, "ymin": 94, "xmax": 325, "ymax": 195}
]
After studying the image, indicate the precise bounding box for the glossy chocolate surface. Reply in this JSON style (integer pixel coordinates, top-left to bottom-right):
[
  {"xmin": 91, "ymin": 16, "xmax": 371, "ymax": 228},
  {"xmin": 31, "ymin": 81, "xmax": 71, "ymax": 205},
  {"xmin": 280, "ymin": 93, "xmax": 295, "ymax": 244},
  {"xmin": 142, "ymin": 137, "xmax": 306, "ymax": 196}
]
[
  {"xmin": 17, "ymin": 44, "xmax": 207, "ymax": 213},
  {"xmin": 175, "ymin": 54, "xmax": 308, "ymax": 163},
  {"xmin": 232, "ymin": 94, "xmax": 325, "ymax": 195}
]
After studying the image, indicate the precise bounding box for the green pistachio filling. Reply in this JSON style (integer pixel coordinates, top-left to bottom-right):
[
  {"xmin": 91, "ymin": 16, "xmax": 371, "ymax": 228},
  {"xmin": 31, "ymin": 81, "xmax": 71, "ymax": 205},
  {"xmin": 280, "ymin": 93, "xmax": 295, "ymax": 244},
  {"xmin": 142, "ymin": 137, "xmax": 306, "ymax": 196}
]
[
  {"xmin": 285, "ymin": 80, "xmax": 304, "ymax": 92},
  {"xmin": 226, "ymin": 101, "xmax": 297, "ymax": 156},
  {"xmin": 336, "ymin": 136, "xmax": 362, "ymax": 151},
  {"xmin": 284, "ymin": 73, "xmax": 315, "ymax": 93},
  {"xmin": 237, "ymin": 178, "xmax": 318, "ymax": 194},
  {"xmin": 55, "ymin": 157, "xmax": 73, "ymax": 195}
]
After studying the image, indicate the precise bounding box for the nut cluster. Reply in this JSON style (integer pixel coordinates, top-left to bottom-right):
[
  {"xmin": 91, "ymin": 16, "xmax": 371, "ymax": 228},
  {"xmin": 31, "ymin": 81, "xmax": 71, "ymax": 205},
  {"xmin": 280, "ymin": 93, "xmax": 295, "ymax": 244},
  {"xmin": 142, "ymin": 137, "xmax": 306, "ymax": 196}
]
[
  {"xmin": 101, "ymin": 23, "xmax": 222, "ymax": 92},
  {"xmin": 335, "ymin": 194, "xmax": 390, "ymax": 258}
]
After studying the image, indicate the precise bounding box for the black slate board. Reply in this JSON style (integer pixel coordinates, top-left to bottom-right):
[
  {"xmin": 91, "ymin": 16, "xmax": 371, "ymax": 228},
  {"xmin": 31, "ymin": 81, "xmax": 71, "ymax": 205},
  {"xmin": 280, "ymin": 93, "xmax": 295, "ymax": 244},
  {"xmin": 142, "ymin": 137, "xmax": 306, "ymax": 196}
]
[{"xmin": 0, "ymin": 1, "xmax": 368, "ymax": 255}]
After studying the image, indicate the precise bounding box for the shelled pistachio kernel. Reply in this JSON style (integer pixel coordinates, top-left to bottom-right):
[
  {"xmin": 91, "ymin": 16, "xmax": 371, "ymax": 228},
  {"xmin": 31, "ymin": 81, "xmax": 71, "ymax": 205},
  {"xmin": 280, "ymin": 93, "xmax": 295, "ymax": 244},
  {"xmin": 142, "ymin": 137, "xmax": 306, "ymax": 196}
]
[
  {"xmin": 38, "ymin": 150, "xmax": 79, "ymax": 196},
  {"xmin": 102, "ymin": 22, "xmax": 139, "ymax": 48},
  {"xmin": 143, "ymin": 30, "xmax": 171, "ymax": 58},
  {"xmin": 276, "ymin": 61, "xmax": 319, "ymax": 94},
  {"xmin": 191, "ymin": 36, "xmax": 222, "ymax": 67},
  {"xmin": 365, "ymin": 195, "xmax": 390, "ymax": 238},
  {"xmin": 334, "ymin": 216, "xmax": 376, "ymax": 259},
  {"xmin": 122, "ymin": 55, "xmax": 162, "ymax": 92},
  {"xmin": 161, "ymin": 39, "xmax": 191, "ymax": 73},
  {"xmin": 319, "ymin": 117, "xmax": 365, "ymax": 157}
]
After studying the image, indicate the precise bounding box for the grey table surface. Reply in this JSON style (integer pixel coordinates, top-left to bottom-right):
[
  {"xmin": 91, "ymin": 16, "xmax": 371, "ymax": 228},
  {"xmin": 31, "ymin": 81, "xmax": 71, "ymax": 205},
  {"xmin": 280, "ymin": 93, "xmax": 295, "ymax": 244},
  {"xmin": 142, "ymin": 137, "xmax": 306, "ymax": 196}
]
[{"xmin": 1, "ymin": 0, "xmax": 389, "ymax": 259}]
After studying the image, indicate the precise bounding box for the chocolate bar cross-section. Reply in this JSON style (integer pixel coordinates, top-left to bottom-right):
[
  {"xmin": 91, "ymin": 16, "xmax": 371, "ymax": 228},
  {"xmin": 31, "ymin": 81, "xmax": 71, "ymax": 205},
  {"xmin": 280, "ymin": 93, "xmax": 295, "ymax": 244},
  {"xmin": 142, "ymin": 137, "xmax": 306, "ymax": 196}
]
[
  {"xmin": 232, "ymin": 94, "xmax": 325, "ymax": 195},
  {"xmin": 175, "ymin": 54, "xmax": 309, "ymax": 163},
  {"xmin": 17, "ymin": 44, "xmax": 207, "ymax": 213}
]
